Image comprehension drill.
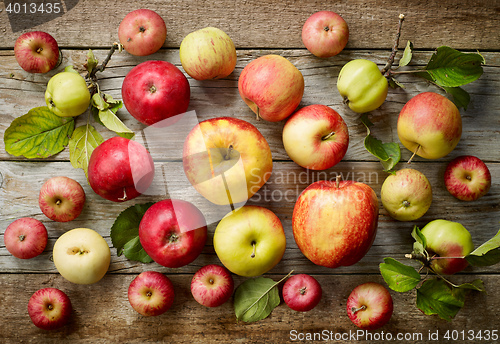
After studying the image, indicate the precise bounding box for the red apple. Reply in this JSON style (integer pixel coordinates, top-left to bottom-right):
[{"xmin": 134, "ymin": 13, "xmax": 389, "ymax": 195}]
[
  {"xmin": 191, "ymin": 264, "xmax": 234, "ymax": 307},
  {"xmin": 282, "ymin": 104, "xmax": 349, "ymax": 170},
  {"xmin": 444, "ymin": 155, "xmax": 491, "ymax": 201},
  {"xmin": 282, "ymin": 274, "xmax": 322, "ymax": 312},
  {"xmin": 139, "ymin": 199, "xmax": 208, "ymax": 268},
  {"xmin": 88, "ymin": 137, "xmax": 155, "ymax": 202},
  {"xmin": 118, "ymin": 9, "xmax": 167, "ymax": 56},
  {"xmin": 301, "ymin": 11, "xmax": 349, "ymax": 58},
  {"xmin": 39, "ymin": 176, "xmax": 86, "ymax": 222},
  {"xmin": 292, "ymin": 177, "xmax": 379, "ymax": 268},
  {"xmin": 14, "ymin": 31, "xmax": 61, "ymax": 73},
  {"xmin": 4, "ymin": 217, "xmax": 47, "ymax": 259},
  {"xmin": 346, "ymin": 282, "xmax": 393, "ymax": 331},
  {"xmin": 128, "ymin": 271, "xmax": 175, "ymax": 316},
  {"xmin": 122, "ymin": 60, "xmax": 190, "ymax": 126},
  {"xmin": 238, "ymin": 54, "xmax": 304, "ymax": 122},
  {"xmin": 28, "ymin": 288, "xmax": 72, "ymax": 330}
]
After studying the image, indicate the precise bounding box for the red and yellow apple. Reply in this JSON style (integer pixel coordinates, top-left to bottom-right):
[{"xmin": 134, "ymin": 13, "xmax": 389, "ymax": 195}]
[
  {"xmin": 346, "ymin": 282, "xmax": 393, "ymax": 330},
  {"xmin": 14, "ymin": 31, "xmax": 61, "ymax": 73},
  {"xmin": 301, "ymin": 11, "xmax": 349, "ymax": 58},
  {"xmin": 444, "ymin": 155, "xmax": 491, "ymax": 201},
  {"xmin": 118, "ymin": 9, "xmax": 167, "ymax": 56}
]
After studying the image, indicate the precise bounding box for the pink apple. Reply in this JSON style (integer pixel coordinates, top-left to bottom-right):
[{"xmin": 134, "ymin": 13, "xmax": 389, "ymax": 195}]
[
  {"xmin": 444, "ymin": 155, "xmax": 491, "ymax": 201},
  {"xmin": 39, "ymin": 176, "xmax": 86, "ymax": 222},
  {"xmin": 282, "ymin": 104, "xmax": 349, "ymax": 170},
  {"xmin": 301, "ymin": 11, "xmax": 349, "ymax": 58},
  {"xmin": 118, "ymin": 9, "xmax": 167, "ymax": 56},
  {"xmin": 28, "ymin": 288, "xmax": 72, "ymax": 330},
  {"xmin": 191, "ymin": 264, "xmax": 234, "ymax": 307},
  {"xmin": 122, "ymin": 60, "xmax": 190, "ymax": 126},
  {"xmin": 14, "ymin": 31, "xmax": 61, "ymax": 73},
  {"xmin": 128, "ymin": 271, "xmax": 175, "ymax": 316},
  {"xmin": 282, "ymin": 274, "xmax": 322, "ymax": 312},
  {"xmin": 88, "ymin": 137, "xmax": 155, "ymax": 202},
  {"xmin": 139, "ymin": 199, "xmax": 208, "ymax": 268},
  {"xmin": 238, "ymin": 54, "xmax": 304, "ymax": 122},
  {"xmin": 346, "ymin": 282, "xmax": 393, "ymax": 331},
  {"xmin": 4, "ymin": 217, "xmax": 47, "ymax": 259}
]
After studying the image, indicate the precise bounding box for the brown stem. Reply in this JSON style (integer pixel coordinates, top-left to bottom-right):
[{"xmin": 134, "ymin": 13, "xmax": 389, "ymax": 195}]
[
  {"xmin": 351, "ymin": 305, "xmax": 367, "ymax": 314},
  {"xmin": 381, "ymin": 14, "xmax": 406, "ymax": 76},
  {"xmin": 335, "ymin": 175, "xmax": 341, "ymax": 188},
  {"xmin": 224, "ymin": 145, "xmax": 234, "ymax": 160},
  {"xmin": 407, "ymin": 145, "xmax": 420, "ymax": 164},
  {"xmin": 322, "ymin": 131, "xmax": 335, "ymax": 141},
  {"xmin": 88, "ymin": 42, "xmax": 122, "ymax": 80},
  {"xmin": 118, "ymin": 188, "xmax": 128, "ymax": 201},
  {"xmin": 250, "ymin": 241, "xmax": 256, "ymax": 258}
]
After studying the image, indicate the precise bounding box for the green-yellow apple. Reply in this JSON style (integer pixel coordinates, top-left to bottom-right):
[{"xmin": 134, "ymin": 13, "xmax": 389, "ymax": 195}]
[
  {"xmin": 118, "ymin": 9, "xmax": 167, "ymax": 56},
  {"xmin": 444, "ymin": 155, "xmax": 491, "ymax": 201},
  {"xmin": 301, "ymin": 11, "xmax": 349, "ymax": 58},
  {"xmin": 292, "ymin": 177, "xmax": 379, "ymax": 268},
  {"xmin": 45, "ymin": 70, "xmax": 91, "ymax": 117},
  {"xmin": 180, "ymin": 27, "xmax": 237, "ymax": 80},
  {"xmin": 183, "ymin": 117, "xmax": 272, "ymax": 205},
  {"xmin": 213, "ymin": 206, "xmax": 286, "ymax": 277},
  {"xmin": 420, "ymin": 219, "xmax": 474, "ymax": 275},
  {"xmin": 282, "ymin": 104, "xmax": 349, "ymax": 170},
  {"xmin": 337, "ymin": 59, "xmax": 388, "ymax": 113},
  {"xmin": 397, "ymin": 92, "xmax": 462, "ymax": 159},
  {"xmin": 238, "ymin": 54, "xmax": 304, "ymax": 122},
  {"xmin": 53, "ymin": 228, "xmax": 111, "ymax": 284},
  {"xmin": 346, "ymin": 282, "xmax": 393, "ymax": 330},
  {"xmin": 381, "ymin": 168, "xmax": 432, "ymax": 221}
]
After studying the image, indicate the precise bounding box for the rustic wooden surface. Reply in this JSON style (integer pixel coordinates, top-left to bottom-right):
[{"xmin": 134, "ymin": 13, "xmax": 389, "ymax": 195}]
[{"xmin": 1, "ymin": 1, "xmax": 499, "ymax": 343}]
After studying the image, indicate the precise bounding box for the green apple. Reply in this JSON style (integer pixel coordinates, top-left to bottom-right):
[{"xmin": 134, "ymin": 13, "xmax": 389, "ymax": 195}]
[
  {"xmin": 420, "ymin": 219, "xmax": 474, "ymax": 275},
  {"xmin": 45, "ymin": 69, "xmax": 91, "ymax": 117},
  {"xmin": 381, "ymin": 168, "xmax": 432, "ymax": 221},
  {"xmin": 213, "ymin": 206, "xmax": 286, "ymax": 277}
]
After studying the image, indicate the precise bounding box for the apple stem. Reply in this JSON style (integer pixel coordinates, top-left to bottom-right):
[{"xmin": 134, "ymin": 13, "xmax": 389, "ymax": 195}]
[
  {"xmin": 407, "ymin": 145, "xmax": 420, "ymax": 164},
  {"xmin": 381, "ymin": 14, "xmax": 406, "ymax": 76},
  {"xmin": 18, "ymin": 234, "xmax": 25, "ymax": 242},
  {"xmin": 56, "ymin": 199, "xmax": 62, "ymax": 205},
  {"xmin": 322, "ymin": 131, "xmax": 335, "ymax": 141},
  {"xmin": 351, "ymin": 305, "xmax": 367, "ymax": 314},
  {"xmin": 47, "ymin": 304, "xmax": 53, "ymax": 311},
  {"xmin": 335, "ymin": 175, "xmax": 341, "ymax": 188},
  {"xmin": 250, "ymin": 241, "xmax": 256, "ymax": 258},
  {"xmin": 256, "ymin": 107, "xmax": 261, "ymax": 121},
  {"xmin": 118, "ymin": 188, "xmax": 128, "ymax": 201},
  {"xmin": 224, "ymin": 145, "xmax": 234, "ymax": 160},
  {"xmin": 299, "ymin": 286, "xmax": 307, "ymax": 295}
]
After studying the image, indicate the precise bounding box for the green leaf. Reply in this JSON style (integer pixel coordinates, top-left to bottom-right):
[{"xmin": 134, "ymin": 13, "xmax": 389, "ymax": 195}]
[
  {"xmin": 64, "ymin": 65, "xmax": 79, "ymax": 74},
  {"xmin": 466, "ymin": 229, "xmax": 500, "ymax": 267},
  {"xmin": 424, "ymin": 46, "xmax": 485, "ymax": 87},
  {"xmin": 86, "ymin": 49, "xmax": 99, "ymax": 74},
  {"xmin": 454, "ymin": 279, "xmax": 485, "ymax": 292},
  {"xmin": 443, "ymin": 86, "xmax": 471, "ymax": 110},
  {"xmin": 69, "ymin": 123, "xmax": 104, "ymax": 179},
  {"xmin": 234, "ymin": 277, "xmax": 282, "ymax": 322},
  {"xmin": 399, "ymin": 41, "xmax": 413, "ymax": 67},
  {"xmin": 110, "ymin": 203, "xmax": 155, "ymax": 263},
  {"xmin": 361, "ymin": 114, "xmax": 401, "ymax": 173},
  {"xmin": 411, "ymin": 226, "xmax": 427, "ymax": 256},
  {"xmin": 388, "ymin": 76, "xmax": 406, "ymax": 89},
  {"xmin": 4, "ymin": 106, "xmax": 75, "ymax": 159},
  {"xmin": 416, "ymin": 278, "xmax": 465, "ymax": 321},
  {"xmin": 91, "ymin": 93, "xmax": 134, "ymax": 139},
  {"xmin": 379, "ymin": 257, "xmax": 421, "ymax": 292}
]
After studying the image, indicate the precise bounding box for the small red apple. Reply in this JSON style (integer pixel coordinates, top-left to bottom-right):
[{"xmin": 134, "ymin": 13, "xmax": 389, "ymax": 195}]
[
  {"xmin": 444, "ymin": 155, "xmax": 491, "ymax": 201},
  {"xmin": 4, "ymin": 217, "xmax": 48, "ymax": 259},
  {"xmin": 28, "ymin": 288, "xmax": 72, "ymax": 330},
  {"xmin": 39, "ymin": 176, "xmax": 86, "ymax": 222},
  {"xmin": 346, "ymin": 282, "xmax": 393, "ymax": 331},
  {"xmin": 118, "ymin": 9, "xmax": 167, "ymax": 56},
  {"xmin": 128, "ymin": 271, "xmax": 175, "ymax": 316},
  {"xmin": 282, "ymin": 274, "xmax": 322, "ymax": 312},
  {"xmin": 301, "ymin": 11, "xmax": 349, "ymax": 58},
  {"xmin": 191, "ymin": 264, "xmax": 234, "ymax": 307},
  {"xmin": 14, "ymin": 31, "xmax": 61, "ymax": 73}
]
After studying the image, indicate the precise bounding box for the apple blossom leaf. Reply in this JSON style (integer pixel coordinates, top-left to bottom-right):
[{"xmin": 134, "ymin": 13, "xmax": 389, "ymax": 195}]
[
  {"xmin": 453, "ymin": 279, "xmax": 485, "ymax": 292},
  {"xmin": 234, "ymin": 277, "xmax": 281, "ymax": 323},
  {"xmin": 411, "ymin": 226, "xmax": 427, "ymax": 256},
  {"xmin": 398, "ymin": 40, "xmax": 413, "ymax": 67},
  {"xmin": 416, "ymin": 278, "xmax": 465, "ymax": 321},
  {"xmin": 466, "ymin": 229, "xmax": 500, "ymax": 267},
  {"xmin": 110, "ymin": 202, "xmax": 155, "ymax": 263},
  {"xmin": 91, "ymin": 93, "xmax": 134, "ymax": 139},
  {"xmin": 379, "ymin": 257, "xmax": 421, "ymax": 292},
  {"xmin": 4, "ymin": 106, "xmax": 75, "ymax": 159},
  {"xmin": 86, "ymin": 49, "xmax": 99, "ymax": 74},
  {"xmin": 69, "ymin": 123, "xmax": 104, "ymax": 179}
]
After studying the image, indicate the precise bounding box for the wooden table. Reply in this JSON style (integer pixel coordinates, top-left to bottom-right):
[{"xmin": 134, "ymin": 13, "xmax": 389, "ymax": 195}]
[{"xmin": 1, "ymin": 1, "xmax": 499, "ymax": 343}]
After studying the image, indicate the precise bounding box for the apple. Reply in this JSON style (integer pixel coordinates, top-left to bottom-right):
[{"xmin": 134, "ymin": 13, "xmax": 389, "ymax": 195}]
[
  {"xmin": 118, "ymin": 9, "xmax": 167, "ymax": 56},
  {"xmin": 180, "ymin": 27, "xmax": 237, "ymax": 80},
  {"xmin": 420, "ymin": 219, "xmax": 474, "ymax": 275},
  {"xmin": 282, "ymin": 104, "xmax": 349, "ymax": 170},
  {"xmin": 346, "ymin": 282, "xmax": 393, "ymax": 331},
  {"xmin": 139, "ymin": 199, "xmax": 208, "ymax": 268},
  {"xmin": 337, "ymin": 59, "xmax": 388, "ymax": 113},
  {"xmin": 301, "ymin": 11, "xmax": 349, "ymax": 58},
  {"xmin": 380, "ymin": 168, "xmax": 432, "ymax": 221},
  {"xmin": 444, "ymin": 155, "xmax": 491, "ymax": 201},
  {"xmin": 183, "ymin": 117, "xmax": 273, "ymax": 205},
  {"xmin": 397, "ymin": 92, "xmax": 462, "ymax": 159},
  {"xmin": 39, "ymin": 176, "xmax": 86, "ymax": 222},
  {"xmin": 238, "ymin": 54, "xmax": 304, "ymax": 122},
  {"xmin": 128, "ymin": 271, "xmax": 175, "ymax": 316},
  {"xmin": 52, "ymin": 227, "xmax": 111, "ymax": 284},
  {"xmin": 14, "ymin": 31, "xmax": 61, "ymax": 73},
  {"xmin": 282, "ymin": 274, "xmax": 322, "ymax": 312},
  {"xmin": 191, "ymin": 264, "xmax": 234, "ymax": 307},
  {"xmin": 292, "ymin": 177, "xmax": 379, "ymax": 268},
  {"xmin": 213, "ymin": 205, "xmax": 286, "ymax": 277},
  {"xmin": 45, "ymin": 69, "xmax": 91, "ymax": 117},
  {"xmin": 88, "ymin": 136, "xmax": 155, "ymax": 202},
  {"xmin": 28, "ymin": 288, "xmax": 72, "ymax": 330},
  {"xmin": 4, "ymin": 217, "xmax": 47, "ymax": 259},
  {"xmin": 121, "ymin": 60, "xmax": 190, "ymax": 126}
]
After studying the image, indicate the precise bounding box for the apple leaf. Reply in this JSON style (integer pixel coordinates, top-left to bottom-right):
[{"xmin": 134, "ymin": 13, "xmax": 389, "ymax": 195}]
[
  {"xmin": 399, "ymin": 40, "xmax": 413, "ymax": 67},
  {"xmin": 453, "ymin": 279, "xmax": 485, "ymax": 292},
  {"xmin": 379, "ymin": 257, "xmax": 421, "ymax": 292},
  {"xmin": 4, "ymin": 106, "xmax": 75, "ymax": 159},
  {"xmin": 110, "ymin": 202, "xmax": 155, "ymax": 263},
  {"xmin": 361, "ymin": 114, "xmax": 401, "ymax": 173},
  {"xmin": 86, "ymin": 49, "xmax": 99, "ymax": 74},
  {"xmin": 466, "ymin": 229, "xmax": 500, "ymax": 267},
  {"xmin": 69, "ymin": 123, "xmax": 104, "ymax": 179},
  {"xmin": 442, "ymin": 86, "xmax": 471, "ymax": 111},
  {"xmin": 91, "ymin": 93, "xmax": 134, "ymax": 139},
  {"xmin": 416, "ymin": 278, "xmax": 465, "ymax": 321},
  {"xmin": 411, "ymin": 226, "xmax": 427, "ymax": 256}
]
